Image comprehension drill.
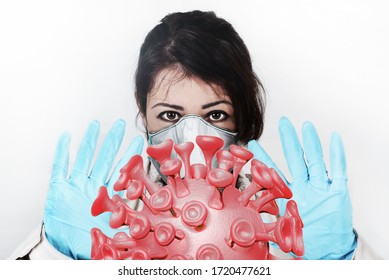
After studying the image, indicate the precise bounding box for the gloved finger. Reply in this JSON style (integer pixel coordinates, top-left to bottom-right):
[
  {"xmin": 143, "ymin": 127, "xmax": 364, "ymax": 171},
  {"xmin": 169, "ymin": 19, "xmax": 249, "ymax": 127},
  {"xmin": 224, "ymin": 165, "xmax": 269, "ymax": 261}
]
[
  {"xmin": 70, "ymin": 121, "xmax": 100, "ymax": 180},
  {"xmin": 278, "ymin": 116, "xmax": 308, "ymax": 183},
  {"xmin": 89, "ymin": 119, "xmax": 126, "ymax": 184},
  {"xmin": 51, "ymin": 132, "xmax": 71, "ymax": 182},
  {"xmin": 302, "ymin": 121, "xmax": 328, "ymax": 183},
  {"xmin": 107, "ymin": 135, "xmax": 144, "ymax": 190},
  {"xmin": 330, "ymin": 132, "xmax": 348, "ymax": 190},
  {"xmin": 247, "ymin": 139, "xmax": 288, "ymax": 183}
]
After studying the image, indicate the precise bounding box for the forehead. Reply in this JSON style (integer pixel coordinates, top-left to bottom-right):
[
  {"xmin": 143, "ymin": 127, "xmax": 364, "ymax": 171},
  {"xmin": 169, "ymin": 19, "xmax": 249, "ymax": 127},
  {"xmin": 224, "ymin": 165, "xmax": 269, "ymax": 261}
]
[{"xmin": 147, "ymin": 68, "xmax": 231, "ymax": 105}]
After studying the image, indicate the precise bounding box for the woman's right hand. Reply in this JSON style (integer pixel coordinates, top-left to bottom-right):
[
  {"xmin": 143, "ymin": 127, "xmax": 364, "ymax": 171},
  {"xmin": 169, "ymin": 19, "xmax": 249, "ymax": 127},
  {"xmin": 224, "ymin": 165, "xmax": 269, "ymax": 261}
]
[{"xmin": 44, "ymin": 120, "xmax": 144, "ymax": 259}]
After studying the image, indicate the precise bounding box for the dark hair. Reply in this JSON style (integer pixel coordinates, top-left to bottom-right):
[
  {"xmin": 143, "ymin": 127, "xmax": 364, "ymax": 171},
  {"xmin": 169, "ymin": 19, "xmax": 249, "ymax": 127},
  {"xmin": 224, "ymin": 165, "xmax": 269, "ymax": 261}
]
[{"xmin": 134, "ymin": 10, "xmax": 265, "ymax": 144}]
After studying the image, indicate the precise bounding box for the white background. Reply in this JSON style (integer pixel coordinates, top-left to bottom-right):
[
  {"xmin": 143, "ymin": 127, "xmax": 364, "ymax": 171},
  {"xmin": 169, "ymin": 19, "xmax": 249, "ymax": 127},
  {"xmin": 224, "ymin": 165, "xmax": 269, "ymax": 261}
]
[{"xmin": 1, "ymin": 0, "xmax": 388, "ymax": 259}]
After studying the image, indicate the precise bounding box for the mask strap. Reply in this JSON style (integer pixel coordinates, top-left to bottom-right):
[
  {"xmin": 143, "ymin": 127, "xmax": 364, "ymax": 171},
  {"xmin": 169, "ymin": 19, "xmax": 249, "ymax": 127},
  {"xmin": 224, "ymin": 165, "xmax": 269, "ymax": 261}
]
[{"xmin": 145, "ymin": 122, "xmax": 152, "ymax": 144}]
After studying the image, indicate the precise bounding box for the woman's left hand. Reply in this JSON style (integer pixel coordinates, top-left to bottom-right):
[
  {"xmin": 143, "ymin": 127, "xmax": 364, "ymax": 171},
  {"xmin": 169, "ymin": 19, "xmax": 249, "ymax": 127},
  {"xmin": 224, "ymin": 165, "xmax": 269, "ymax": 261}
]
[{"xmin": 248, "ymin": 116, "xmax": 357, "ymax": 259}]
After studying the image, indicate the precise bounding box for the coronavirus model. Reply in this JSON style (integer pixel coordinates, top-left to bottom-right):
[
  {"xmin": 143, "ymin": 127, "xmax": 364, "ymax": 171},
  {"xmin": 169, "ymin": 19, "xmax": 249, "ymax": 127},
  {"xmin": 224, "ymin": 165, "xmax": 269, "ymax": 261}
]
[{"xmin": 90, "ymin": 136, "xmax": 304, "ymax": 260}]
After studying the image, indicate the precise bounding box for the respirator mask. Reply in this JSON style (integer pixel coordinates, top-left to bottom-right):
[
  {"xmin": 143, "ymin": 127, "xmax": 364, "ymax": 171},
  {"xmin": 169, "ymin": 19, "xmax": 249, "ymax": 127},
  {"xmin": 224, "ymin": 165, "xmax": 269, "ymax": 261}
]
[{"xmin": 147, "ymin": 114, "xmax": 238, "ymax": 182}]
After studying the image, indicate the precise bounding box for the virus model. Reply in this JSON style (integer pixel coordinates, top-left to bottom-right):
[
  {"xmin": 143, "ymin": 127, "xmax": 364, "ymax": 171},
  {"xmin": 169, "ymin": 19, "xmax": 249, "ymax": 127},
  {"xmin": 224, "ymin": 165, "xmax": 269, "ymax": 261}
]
[{"xmin": 90, "ymin": 135, "xmax": 304, "ymax": 260}]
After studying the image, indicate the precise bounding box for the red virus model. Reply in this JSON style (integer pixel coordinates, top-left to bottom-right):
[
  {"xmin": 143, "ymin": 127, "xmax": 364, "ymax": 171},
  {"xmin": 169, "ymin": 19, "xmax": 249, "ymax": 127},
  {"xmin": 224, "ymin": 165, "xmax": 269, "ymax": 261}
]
[{"xmin": 90, "ymin": 136, "xmax": 304, "ymax": 260}]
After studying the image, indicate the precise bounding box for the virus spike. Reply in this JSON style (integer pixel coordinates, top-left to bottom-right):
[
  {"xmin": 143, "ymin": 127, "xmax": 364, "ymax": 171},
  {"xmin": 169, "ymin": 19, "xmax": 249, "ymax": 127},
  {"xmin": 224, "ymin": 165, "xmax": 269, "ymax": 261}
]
[
  {"xmin": 237, "ymin": 180, "xmax": 262, "ymax": 206},
  {"xmin": 196, "ymin": 135, "xmax": 224, "ymax": 171},
  {"xmin": 228, "ymin": 218, "xmax": 256, "ymax": 247},
  {"xmin": 268, "ymin": 168, "xmax": 293, "ymax": 199},
  {"xmin": 139, "ymin": 192, "xmax": 158, "ymax": 215},
  {"xmin": 91, "ymin": 186, "xmax": 115, "ymax": 216},
  {"xmin": 282, "ymin": 200, "xmax": 304, "ymax": 256},
  {"xmin": 207, "ymin": 168, "xmax": 234, "ymax": 188},
  {"xmin": 284, "ymin": 200, "xmax": 304, "ymax": 228},
  {"xmin": 113, "ymin": 177, "xmax": 128, "ymax": 192},
  {"xmin": 116, "ymin": 250, "xmax": 134, "ymax": 260},
  {"xmin": 148, "ymin": 247, "xmax": 170, "ymax": 260},
  {"xmin": 229, "ymin": 144, "xmax": 253, "ymax": 187},
  {"xmin": 255, "ymin": 222, "xmax": 277, "ymax": 244},
  {"xmin": 160, "ymin": 158, "xmax": 182, "ymax": 176},
  {"xmin": 160, "ymin": 158, "xmax": 190, "ymax": 197},
  {"xmin": 146, "ymin": 139, "xmax": 174, "ymax": 164},
  {"xmin": 126, "ymin": 180, "xmax": 144, "ymax": 200},
  {"xmin": 154, "ymin": 222, "xmax": 176, "ymax": 246},
  {"xmin": 91, "ymin": 228, "xmax": 109, "ymax": 258},
  {"xmin": 249, "ymin": 162, "xmax": 294, "ymax": 213},
  {"xmin": 190, "ymin": 163, "xmax": 207, "ymax": 179},
  {"xmin": 129, "ymin": 214, "xmax": 151, "ymax": 239},
  {"xmin": 256, "ymin": 203, "xmax": 304, "ymax": 256},
  {"xmin": 170, "ymin": 254, "xmax": 188, "ymax": 260},
  {"xmin": 112, "ymin": 232, "xmax": 138, "ymax": 249},
  {"xmin": 175, "ymin": 229, "xmax": 185, "ymax": 240},
  {"xmin": 229, "ymin": 144, "xmax": 254, "ymax": 161},
  {"xmin": 149, "ymin": 188, "xmax": 173, "ymax": 212},
  {"xmin": 196, "ymin": 244, "xmax": 223, "ymax": 260},
  {"xmin": 174, "ymin": 142, "xmax": 195, "ymax": 179},
  {"xmin": 208, "ymin": 188, "xmax": 224, "ymax": 210},
  {"xmin": 251, "ymin": 161, "xmax": 274, "ymax": 189},
  {"xmin": 251, "ymin": 159, "xmax": 268, "ymax": 169},
  {"xmin": 99, "ymin": 244, "xmax": 119, "ymax": 260},
  {"xmin": 173, "ymin": 176, "xmax": 190, "ymax": 197},
  {"xmin": 113, "ymin": 165, "xmax": 131, "ymax": 192},
  {"xmin": 216, "ymin": 150, "xmax": 234, "ymax": 171},
  {"xmin": 111, "ymin": 197, "xmax": 148, "ymax": 229},
  {"xmin": 110, "ymin": 203, "xmax": 128, "ymax": 228},
  {"xmin": 131, "ymin": 249, "xmax": 151, "ymax": 260},
  {"xmin": 119, "ymin": 155, "xmax": 159, "ymax": 195},
  {"xmin": 252, "ymin": 190, "xmax": 283, "ymax": 214},
  {"xmin": 257, "ymin": 200, "xmax": 280, "ymax": 215},
  {"xmin": 181, "ymin": 201, "xmax": 208, "ymax": 229}
]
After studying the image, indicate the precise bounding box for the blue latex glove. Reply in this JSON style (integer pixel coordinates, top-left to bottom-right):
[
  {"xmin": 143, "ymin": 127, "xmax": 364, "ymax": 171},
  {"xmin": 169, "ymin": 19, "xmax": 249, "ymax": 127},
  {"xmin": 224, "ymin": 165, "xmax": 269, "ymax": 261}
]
[
  {"xmin": 44, "ymin": 119, "xmax": 144, "ymax": 259},
  {"xmin": 248, "ymin": 116, "xmax": 357, "ymax": 260}
]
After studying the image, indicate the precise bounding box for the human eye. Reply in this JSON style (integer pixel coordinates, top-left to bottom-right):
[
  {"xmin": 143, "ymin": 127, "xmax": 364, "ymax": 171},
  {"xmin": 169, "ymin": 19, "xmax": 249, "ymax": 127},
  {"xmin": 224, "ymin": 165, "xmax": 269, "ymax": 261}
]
[
  {"xmin": 205, "ymin": 110, "xmax": 229, "ymax": 123},
  {"xmin": 157, "ymin": 111, "xmax": 182, "ymax": 122}
]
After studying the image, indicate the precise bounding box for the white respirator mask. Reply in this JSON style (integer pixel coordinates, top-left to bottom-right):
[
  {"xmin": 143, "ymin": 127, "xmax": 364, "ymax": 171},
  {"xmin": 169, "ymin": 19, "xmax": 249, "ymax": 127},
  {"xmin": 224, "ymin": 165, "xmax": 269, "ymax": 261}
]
[{"xmin": 147, "ymin": 114, "xmax": 238, "ymax": 182}]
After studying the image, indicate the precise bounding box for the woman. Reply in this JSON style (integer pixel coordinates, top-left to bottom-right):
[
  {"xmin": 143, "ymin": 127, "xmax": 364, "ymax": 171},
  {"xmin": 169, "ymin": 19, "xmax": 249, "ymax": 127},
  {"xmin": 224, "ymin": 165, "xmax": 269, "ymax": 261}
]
[{"xmin": 9, "ymin": 10, "xmax": 356, "ymax": 260}]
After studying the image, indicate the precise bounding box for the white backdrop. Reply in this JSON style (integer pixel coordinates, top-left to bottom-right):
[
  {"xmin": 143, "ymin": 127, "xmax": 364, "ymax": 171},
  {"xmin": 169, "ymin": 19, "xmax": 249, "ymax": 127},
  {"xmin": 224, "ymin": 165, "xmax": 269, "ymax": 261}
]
[{"xmin": 1, "ymin": 0, "xmax": 388, "ymax": 259}]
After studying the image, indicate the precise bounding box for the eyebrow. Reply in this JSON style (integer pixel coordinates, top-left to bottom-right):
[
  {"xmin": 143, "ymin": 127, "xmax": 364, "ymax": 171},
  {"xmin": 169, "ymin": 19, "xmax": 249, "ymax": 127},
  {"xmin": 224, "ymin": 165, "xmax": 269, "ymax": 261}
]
[
  {"xmin": 201, "ymin": 100, "xmax": 233, "ymax": 109},
  {"xmin": 151, "ymin": 103, "xmax": 184, "ymax": 110}
]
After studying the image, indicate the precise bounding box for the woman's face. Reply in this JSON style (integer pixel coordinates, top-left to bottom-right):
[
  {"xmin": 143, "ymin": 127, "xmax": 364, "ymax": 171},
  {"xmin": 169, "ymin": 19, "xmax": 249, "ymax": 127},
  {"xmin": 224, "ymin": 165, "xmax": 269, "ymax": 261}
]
[{"xmin": 145, "ymin": 68, "xmax": 237, "ymax": 133}]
